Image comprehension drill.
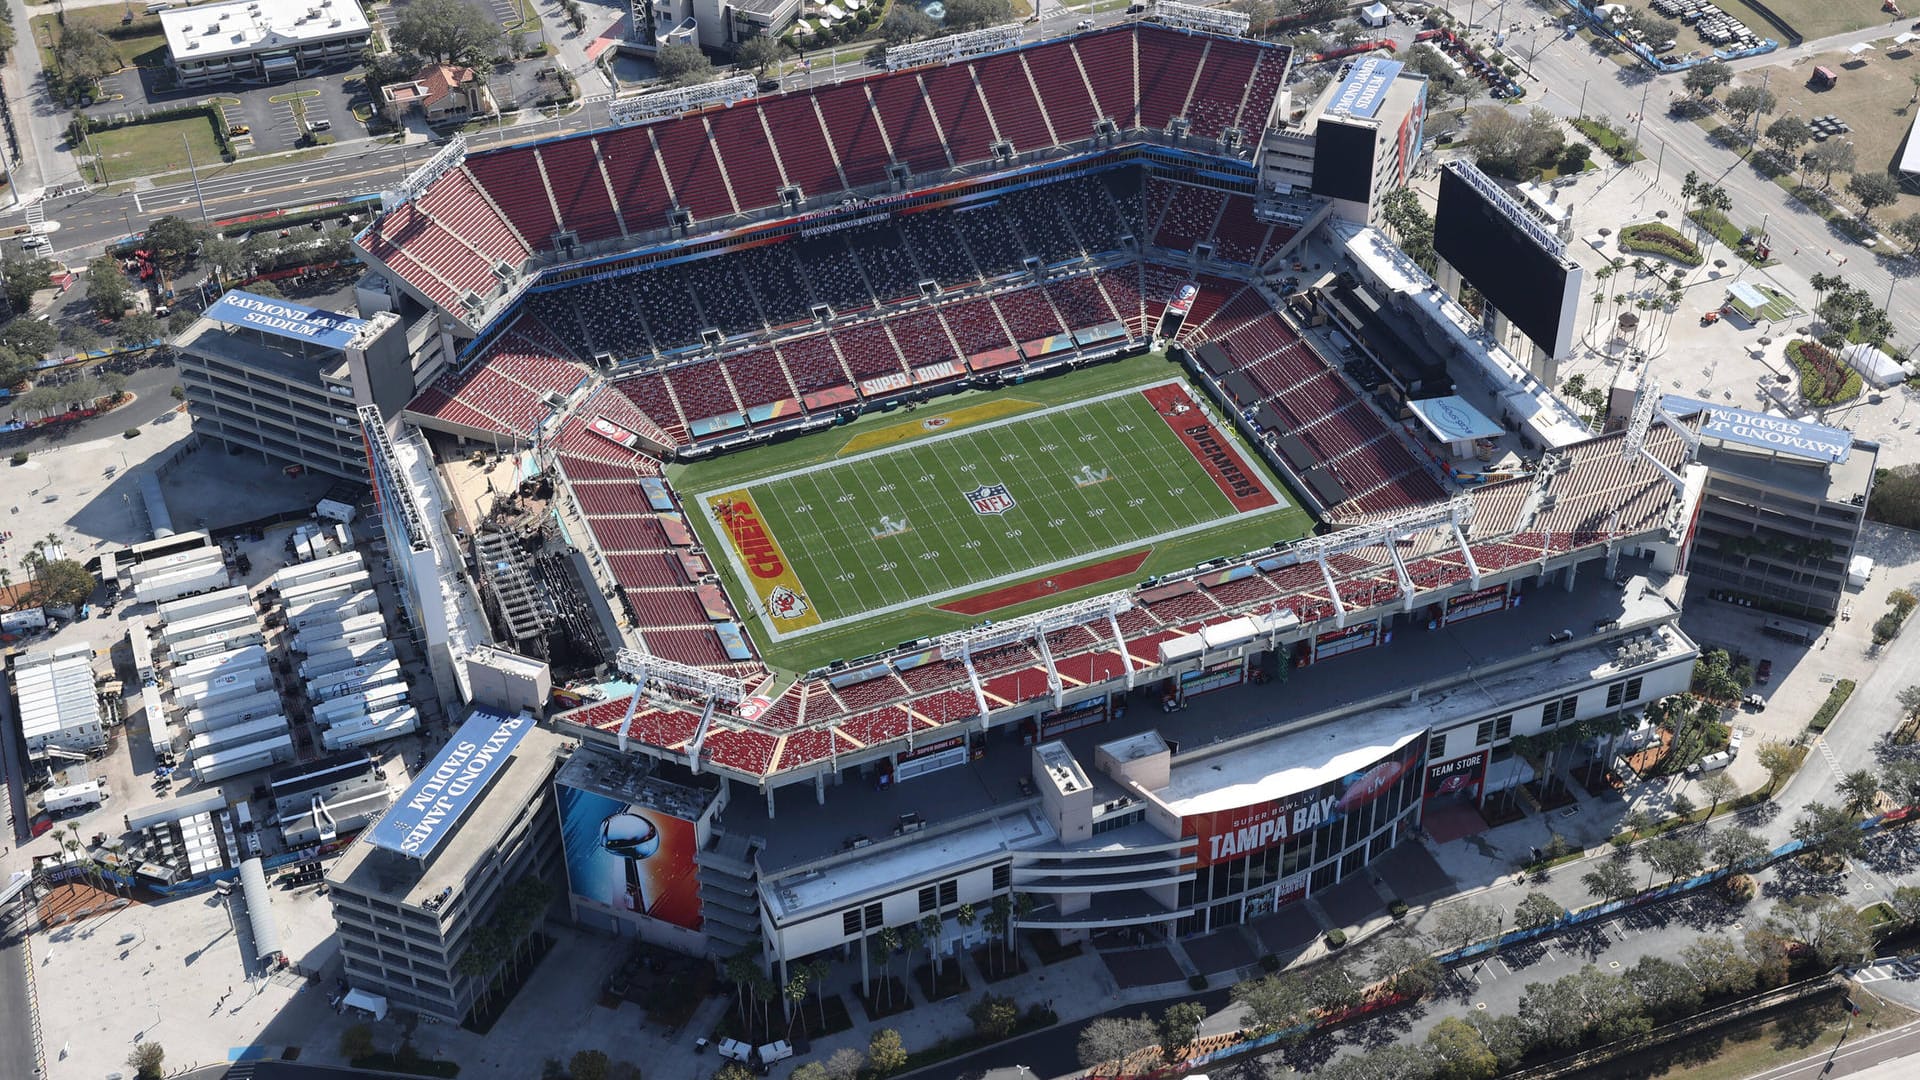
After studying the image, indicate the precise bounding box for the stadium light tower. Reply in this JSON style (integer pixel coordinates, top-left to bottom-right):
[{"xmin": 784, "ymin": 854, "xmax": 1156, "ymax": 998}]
[
  {"xmin": 1620, "ymin": 364, "xmax": 1698, "ymax": 500},
  {"xmin": 612, "ymin": 645, "xmax": 744, "ymax": 770},
  {"xmin": 1285, "ymin": 495, "xmax": 1477, "ymax": 626}
]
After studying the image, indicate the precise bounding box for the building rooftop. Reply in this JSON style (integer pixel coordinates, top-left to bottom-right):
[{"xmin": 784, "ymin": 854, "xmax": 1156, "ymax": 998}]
[
  {"xmin": 178, "ymin": 319, "xmax": 353, "ymax": 389},
  {"xmin": 764, "ymin": 807, "xmax": 1054, "ymax": 923},
  {"xmin": 727, "ymin": 559, "xmax": 1682, "ymax": 878},
  {"xmin": 13, "ymin": 648, "xmax": 102, "ymax": 743},
  {"xmin": 162, "ymin": 0, "xmax": 369, "ymax": 64},
  {"xmin": 556, "ymin": 741, "xmax": 717, "ymax": 823},
  {"xmin": 329, "ymin": 724, "xmax": 564, "ymax": 908}
]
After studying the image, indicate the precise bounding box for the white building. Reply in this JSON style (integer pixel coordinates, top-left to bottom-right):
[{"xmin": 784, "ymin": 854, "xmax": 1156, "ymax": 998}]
[
  {"xmin": 12, "ymin": 646, "xmax": 107, "ymax": 759},
  {"xmin": 161, "ymin": 0, "xmax": 372, "ymax": 88}
]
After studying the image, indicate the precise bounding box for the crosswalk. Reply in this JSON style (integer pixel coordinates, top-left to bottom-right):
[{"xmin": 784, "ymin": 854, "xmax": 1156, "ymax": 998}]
[
  {"xmin": 1851, "ymin": 956, "xmax": 1920, "ymax": 984},
  {"xmin": 1815, "ymin": 736, "xmax": 1840, "ymax": 773}
]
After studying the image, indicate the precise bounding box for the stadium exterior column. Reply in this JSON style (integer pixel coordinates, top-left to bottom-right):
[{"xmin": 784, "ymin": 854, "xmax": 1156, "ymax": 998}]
[
  {"xmin": 767, "ymin": 786, "xmax": 778, "ymax": 818},
  {"xmin": 1564, "ymin": 562, "xmax": 1577, "ymax": 592},
  {"xmin": 816, "ymin": 772, "xmax": 826, "ymax": 804}
]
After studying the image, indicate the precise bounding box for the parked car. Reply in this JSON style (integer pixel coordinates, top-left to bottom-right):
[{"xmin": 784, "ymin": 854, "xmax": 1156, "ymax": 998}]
[{"xmin": 1756, "ymin": 658, "xmax": 1773, "ymax": 683}]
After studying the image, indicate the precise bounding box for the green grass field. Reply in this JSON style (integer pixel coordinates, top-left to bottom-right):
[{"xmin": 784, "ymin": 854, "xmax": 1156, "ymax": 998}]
[{"xmin": 674, "ymin": 355, "xmax": 1316, "ymax": 673}]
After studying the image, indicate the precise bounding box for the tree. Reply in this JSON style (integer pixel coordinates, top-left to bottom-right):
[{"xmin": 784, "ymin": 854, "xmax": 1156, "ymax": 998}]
[
  {"xmin": 1890, "ymin": 885, "xmax": 1920, "ymax": 927},
  {"xmin": 944, "ymin": 0, "xmax": 1013, "ymax": 30},
  {"xmin": 1894, "ymin": 213, "xmax": 1920, "ymax": 256},
  {"xmin": 1805, "ymin": 140, "xmax": 1856, "ymax": 188},
  {"xmin": 882, "ymin": 5, "xmax": 938, "ymax": 44},
  {"xmin": 1768, "ymin": 894, "xmax": 1872, "ymax": 965},
  {"xmin": 1372, "ymin": 937, "xmax": 1443, "ymax": 999},
  {"xmin": 247, "ymin": 277, "xmax": 286, "ymax": 300},
  {"xmin": 1699, "ymin": 772, "xmax": 1739, "ymax": 817},
  {"xmin": 1379, "ymin": 186, "xmax": 1436, "ymax": 273},
  {"xmin": 823, "ymin": 1047, "xmax": 865, "ymax": 1080},
  {"xmin": 117, "ymin": 311, "xmax": 163, "ymax": 351},
  {"xmin": 867, "ymin": 1028, "xmax": 908, "ymax": 1076},
  {"xmin": 1766, "ymin": 115, "xmax": 1812, "ymax": 157},
  {"xmin": 1847, "ymin": 172, "xmax": 1900, "ymax": 220},
  {"xmin": 1425, "ymin": 1015, "xmax": 1498, "ymax": 1080},
  {"xmin": 1792, "ymin": 800, "xmax": 1865, "ymax": 861},
  {"xmin": 1756, "ymin": 740, "xmax": 1797, "ymax": 793},
  {"xmin": 1431, "ymin": 901, "xmax": 1502, "ymax": 950},
  {"xmin": 62, "ymin": 322, "xmax": 102, "ymax": 358},
  {"xmin": 339, "ymin": 1024, "xmax": 376, "ymax": 1061},
  {"xmin": 1513, "ymin": 891, "xmax": 1564, "ymax": 932},
  {"xmin": 199, "ymin": 235, "xmax": 246, "ymax": 285},
  {"xmin": 1724, "ymin": 84, "xmax": 1776, "ymax": 132},
  {"xmin": 790, "ymin": 1065, "xmax": 830, "ymax": 1080},
  {"xmin": 1521, "ymin": 965, "xmax": 1650, "ymax": 1048},
  {"xmin": 569, "ymin": 1050, "xmax": 611, "ymax": 1080},
  {"xmin": 143, "ymin": 216, "xmax": 203, "ymax": 274},
  {"xmin": 1078, "ymin": 1015, "xmax": 1158, "ymax": 1068},
  {"xmin": 2, "ymin": 253, "xmax": 55, "ymax": 311},
  {"xmin": 714, "ymin": 1066, "xmax": 755, "ymax": 1080},
  {"xmin": 1683, "ymin": 60, "xmax": 1732, "ymax": 99},
  {"xmin": 1306, "ymin": 965, "xmax": 1362, "ymax": 1014},
  {"xmin": 657, "ymin": 42, "xmax": 714, "ymax": 87},
  {"xmin": 1839, "ymin": 769, "xmax": 1882, "ymax": 819},
  {"xmin": 1626, "ymin": 955, "xmax": 1701, "ymax": 1021},
  {"xmin": 86, "ymin": 256, "xmax": 132, "ymax": 319},
  {"xmin": 1669, "ymin": 792, "xmax": 1698, "ymax": 822},
  {"xmin": 1156, "ymin": 1001, "xmax": 1206, "ymax": 1061},
  {"xmin": 127, "ymin": 1042, "xmax": 166, "ymax": 1080},
  {"xmin": 1460, "ymin": 106, "xmax": 1565, "ymax": 179},
  {"xmin": 1883, "ymin": 759, "xmax": 1920, "ymax": 810},
  {"xmin": 1641, "ymin": 834, "xmax": 1704, "ymax": 888},
  {"xmin": 1683, "ymin": 936, "xmax": 1759, "ymax": 995},
  {"xmin": 393, "ymin": 0, "xmax": 501, "ymax": 74},
  {"xmin": 1709, "ymin": 825, "xmax": 1770, "ymax": 872},
  {"xmin": 31, "ymin": 559, "xmax": 96, "ymax": 608},
  {"xmin": 1229, "ymin": 973, "xmax": 1311, "ymax": 1037},
  {"xmin": 1581, "ymin": 858, "xmax": 1637, "ymax": 903},
  {"xmin": 921, "ymin": 912, "xmax": 945, "ymax": 978},
  {"xmin": 54, "ymin": 26, "xmax": 121, "ymax": 92},
  {"xmin": 967, "ymin": 992, "xmax": 1018, "ymax": 1041},
  {"xmin": 735, "ymin": 35, "xmax": 783, "ymax": 77}
]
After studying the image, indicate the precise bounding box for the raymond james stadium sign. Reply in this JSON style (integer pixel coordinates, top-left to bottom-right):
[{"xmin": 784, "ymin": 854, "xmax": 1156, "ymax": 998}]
[
  {"xmin": 368, "ymin": 710, "xmax": 535, "ymax": 858},
  {"xmin": 204, "ymin": 290, "xmax": 369, "ymax": 350},
  {"xmin": 1664, "ymin": 396, "xmax": 1853, "ymax": 465}
]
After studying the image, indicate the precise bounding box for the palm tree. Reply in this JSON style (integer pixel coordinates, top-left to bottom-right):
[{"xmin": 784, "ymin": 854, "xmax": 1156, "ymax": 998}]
[
  {"xmin": 807, "ymin": 957, "xmax": 832, "ymax": 1029},
  {"xmin": 984, "ymin": 897, "xmax": 1010, "ymax": 976},
  {"xmin": 955, "ymin": 902, "xmax": 977, "ymax": 963},
  {"xmin": 1503, "ymin": 733, "xmax": 1537, "ymax": 811},
  {"xmin": 876, "ymin": 926, "xmax": 900, "ymax": 1009},
  {"xmin": 725, "ymin": 952, "xmax": 759, "ymax": 1027},
  {"xmin": 902, "ymin": 922, "xmax": 926, "ymax": 992},
  {"xmin": 783, "ymin": 967, "xmax": 809, "ymax": 1033},
  {"xmin": 921, "ymin": 913, "xmax": 945, "ymax": 980}
]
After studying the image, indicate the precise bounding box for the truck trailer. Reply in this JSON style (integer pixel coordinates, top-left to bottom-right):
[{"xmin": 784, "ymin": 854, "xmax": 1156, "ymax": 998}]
[
  {"xmin": 308, "ymin": 661, "xmax": 404, "ymax": 702},
  {"xmin": 298, "ymin": 642, "xmax": 395, "ymax": 681},
  {"xmin": 158, "ymin": 607, "xmax": 259, "ymax": 647},
  {"xmin": 171, "ymin": 666, "xmax": 275, "ymax": 707},
  {"xmin": 269, "ymin": 551, "xmax": 365, "ymax": 592},
  {"xmin": 311, "ymin": 682, "xmax": 410, "ymax": 727},
  {"xmin": 321, "ymin": 707, "xmax": 419, "ymax": 750},
  {"xmin": 187, "ymin": 714, "xmax": 289, "ymax": 757},
  {"xmin": 184, "ymin": 689, "xmax": 285, "ymax": 734},
  {"xmin": 158, "ymin": 584, "xmax": 252, "ymax": 625},
  {"xmin": 43, "ymin": 780, "xmax": 109, "ymax": 813},
  {"xmin": 292, "ymin": 611, "xmax": 385, "ymax": 648},
  {"xmin": 276, "ymin": 572, "xmax": 371, "ymax": 610},
  {"xmin": 285, "ymin": 592, "xmax": 380, "ymax": 632},
  {"xmin": 135, "ymin": 562, "xmax": 233, "ymax": 606},
  {"xmin": 189, "ymin": 733, "xmax": 295, "ymax": 783}
]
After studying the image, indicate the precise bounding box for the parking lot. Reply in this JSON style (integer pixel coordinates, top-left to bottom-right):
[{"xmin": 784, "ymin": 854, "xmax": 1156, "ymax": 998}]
[{"xmin": 78, "ymin": 64, "xmax": 366, "ymax": 161}]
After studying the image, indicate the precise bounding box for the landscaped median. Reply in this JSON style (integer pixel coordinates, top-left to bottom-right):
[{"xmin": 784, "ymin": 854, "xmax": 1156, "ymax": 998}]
[
  {"xmin": 1786, "ymin": 339, "xmax": 1862, "ymax": 406},
  {"xmin": 1617, "ymin": 221, "xmax": 1704, "ymax": 267}
]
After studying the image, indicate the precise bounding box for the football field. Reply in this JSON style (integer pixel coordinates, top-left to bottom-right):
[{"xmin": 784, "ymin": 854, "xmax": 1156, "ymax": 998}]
[{"xmin": 689, "ymin": 373, "xmax": 1307, "ymax": 649}]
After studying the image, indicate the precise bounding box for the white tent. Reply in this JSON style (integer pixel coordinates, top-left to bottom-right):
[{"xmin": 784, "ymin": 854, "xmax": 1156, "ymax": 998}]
[
  {"xmin": 1360, "ymin": 2, "xmax": 1391, "ymax": 27},
  {"xmin": 1847, "ymin": 42, "xmax": 1876, "ymax": 56},
  {"xmin": 1840, "ymin": 342, "xmax": 1905, "ymax": 388}
]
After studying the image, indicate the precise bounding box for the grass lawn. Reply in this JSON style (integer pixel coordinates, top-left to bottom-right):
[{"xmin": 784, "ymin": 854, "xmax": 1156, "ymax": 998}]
[
  {"xmin": 148, "ymin": 145, "xmax": 328, "ymax": 187},
  {"xmin": 671, "ymin": 353, "xmax": 1315, "ymax": 673},
  {"xmin": 1755, "ymin": 285, "xmax": 1801, "ymax": 321},
  {"xmin": 81, "ymin": 113, "xmax": 225, "ymax": 183},
  {"xmin": 31, "ymin": 8, "xmax": 170, "ymax": 71},
  {"xmin": 1748, "ymin": 51, "xmax": 1920, "ymax": 221},
  {"xmin": 1713, "ymin": 0, "xmax": 1879, "ymax": 41},
  {"xmin": 1571, "ymin": 117, "xmax": 1646, "ymax": 164},
  {"xmin": 1593, "ymin": 989, "xmax": 1913, "ymax": 1080}
]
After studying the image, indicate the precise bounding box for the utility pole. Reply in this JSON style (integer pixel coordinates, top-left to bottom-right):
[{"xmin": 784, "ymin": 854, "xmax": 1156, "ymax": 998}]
[{"xmin": 181, "ymin": 134, "xmax": 209, "ymax": 225}]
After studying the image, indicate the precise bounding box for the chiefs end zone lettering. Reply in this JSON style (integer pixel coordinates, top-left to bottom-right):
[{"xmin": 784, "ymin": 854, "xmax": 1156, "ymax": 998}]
[{"xmin": 709, "ymin": 490, "xmax": 821, "ymax": 630}]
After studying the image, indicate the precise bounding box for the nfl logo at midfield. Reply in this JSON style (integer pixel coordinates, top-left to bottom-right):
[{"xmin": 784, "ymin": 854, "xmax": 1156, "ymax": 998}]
[{"xmin": 966, "ymin": 483, "xmax": 1017, "ymax": 516}]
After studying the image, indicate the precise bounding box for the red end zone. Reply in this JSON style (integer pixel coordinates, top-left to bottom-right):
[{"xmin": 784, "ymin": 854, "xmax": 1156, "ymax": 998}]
[
  {"xmin": 936, "ymin": 551, "xmax": 1151, "ymax": 616},
  {"xmin": 1141, "ymin": 384, "xmax": 1278, "ymax": 513}
]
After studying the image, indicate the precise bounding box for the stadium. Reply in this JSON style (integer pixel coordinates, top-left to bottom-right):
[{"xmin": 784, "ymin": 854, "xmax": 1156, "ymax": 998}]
[{"xmin": 328, "ymin": 14, "xmax": 1757, "ymax": 1002}]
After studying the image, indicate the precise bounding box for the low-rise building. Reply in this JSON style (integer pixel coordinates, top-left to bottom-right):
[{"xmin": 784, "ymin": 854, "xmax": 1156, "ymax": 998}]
[
  {"xmin": 326, "ymin": 710, "xmax": 565, "ymax": 1024},
  {"xmin": 174, "ymin": 290, "xmax": 405, "ymax": 481},
  {"xmin": 382, "ymin": 64, "xmax": 497, "ymax": 126},
  {"xmin": 161, "ymin": 0, "xmax": 371, "ymax": 88},
  {"xmin": 12, "ymin": 646, "xmax": 107, "ymax": 760}
]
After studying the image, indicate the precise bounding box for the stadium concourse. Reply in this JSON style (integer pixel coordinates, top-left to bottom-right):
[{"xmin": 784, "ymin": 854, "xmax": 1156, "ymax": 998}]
[{"xmin": 341, "ymin": 20, "xmax": 1700, "ymax": 788}]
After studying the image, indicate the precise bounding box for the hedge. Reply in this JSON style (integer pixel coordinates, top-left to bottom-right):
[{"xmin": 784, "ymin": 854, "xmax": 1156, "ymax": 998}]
[
  {"xmin": 1617, "ymin": 222, "xmax": 1704, "ymax": 266},
  {"xmin": 1808, "ymin": 679, "xmax": 1855, "ymax": 733}
]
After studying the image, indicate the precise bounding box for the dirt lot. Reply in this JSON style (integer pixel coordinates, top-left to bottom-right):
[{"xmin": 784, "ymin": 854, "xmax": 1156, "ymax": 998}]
[
  {"xmin": 1753, "ymin": 46, "xmax": 1920, "ymax": 218},
  {"xmin": 1716, "ymin": 0, "xmax": 1879, "ymax": 42}
]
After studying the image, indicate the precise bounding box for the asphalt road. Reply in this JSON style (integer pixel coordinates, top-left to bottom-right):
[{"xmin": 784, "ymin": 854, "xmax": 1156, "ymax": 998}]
[
  {"xmin": 4, "ymin": 357, "xmax": 184, "ymax": 449},
  {"xmin": 1, "ymin": 897, "xmax": 40, "ymax": 1080}
]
